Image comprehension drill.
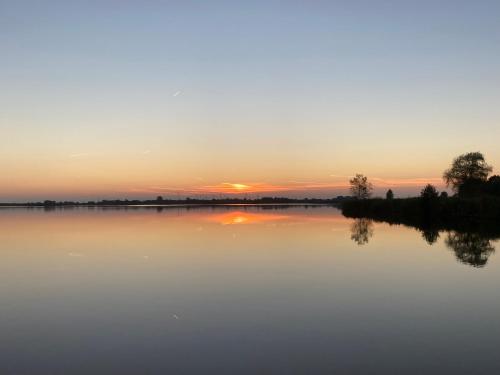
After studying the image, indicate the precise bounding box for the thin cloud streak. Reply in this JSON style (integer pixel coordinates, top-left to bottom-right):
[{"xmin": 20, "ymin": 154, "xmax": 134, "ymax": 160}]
[{"xmin": 69, "ymin": 153, "xmax": 90, "ymax": 158}]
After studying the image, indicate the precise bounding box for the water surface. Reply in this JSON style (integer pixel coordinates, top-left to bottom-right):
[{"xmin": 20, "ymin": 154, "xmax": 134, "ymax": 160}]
[{"xmin": 1, "ymin": 206, "xmax": 499, "ymax": 374}]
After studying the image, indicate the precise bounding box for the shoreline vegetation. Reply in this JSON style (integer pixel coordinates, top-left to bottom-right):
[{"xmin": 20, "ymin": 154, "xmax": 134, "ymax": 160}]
[
  {"xmin": 342, "ymin": 152, "xmax": 500, "ymax": 260},
  {"xmin": 343, "ymin": 152, "xmax": 500, "ymax": 224},
  {"xmin": 342, "ymin": 196, "xmax": 500, "ymax": 234}
]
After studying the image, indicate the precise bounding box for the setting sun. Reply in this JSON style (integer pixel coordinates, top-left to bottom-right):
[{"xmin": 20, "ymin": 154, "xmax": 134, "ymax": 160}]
[{"xmin": 228, "ymin": 183, "xmax": 250, "ymax": 191}]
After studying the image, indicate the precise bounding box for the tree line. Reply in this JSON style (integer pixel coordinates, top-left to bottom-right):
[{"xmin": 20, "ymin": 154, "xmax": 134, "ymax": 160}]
[
  {"xmin": 349, "ymin": 152, "xmax": 500, "ymax": 200},
  {"xmin": 343, "ymin": 151, "xmax": 500, "ymax": 231}
]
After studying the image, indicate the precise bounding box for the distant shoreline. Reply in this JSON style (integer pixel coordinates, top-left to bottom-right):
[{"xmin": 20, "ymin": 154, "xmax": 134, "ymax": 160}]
[
  {"xmin": 0, "ymin": 198, "xmax": 347, "ymax": 208},
  {"xmin": 0, "ymin": 203, "xmax": 337, "ymax": 208}
]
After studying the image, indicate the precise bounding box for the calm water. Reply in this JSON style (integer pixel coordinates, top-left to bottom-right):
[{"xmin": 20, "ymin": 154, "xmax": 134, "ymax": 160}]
[{"xmin": 1, "ymin": 206, "xmax": 499, "ymax": 374}]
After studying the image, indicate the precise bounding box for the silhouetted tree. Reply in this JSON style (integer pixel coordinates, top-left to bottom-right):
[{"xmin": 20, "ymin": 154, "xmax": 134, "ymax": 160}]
[
  {"xmin": 439, "ymin": 191, "xmax": 448, "ymax": 199},
  {"xmin": 443, "ymin": 152, "xmax": 492, "ymax": 197},
  {"xmin": 349, "ymin": 174, "xmax": 373, "ymax": 200},
  {"xmin": 386, "ymin": 189, "xmax": 394, "ymax": 200},
  {"xmin": 156, "ymin": 196, "xmax": 164, "ymax": 202},
  {"xmin": 350, "ymin": 218, "xmax": 374, "ymax": 245},
  {"xmin": 420, "ymin": 184, "xmax": 439, "ymax": 199},
  {"xmin": 445, "ymin": 231, "xmax": 495, "ymax": 268},
  {"xmin": 420, "ymin": 184, "xmax": 439, "ymax": 218}
]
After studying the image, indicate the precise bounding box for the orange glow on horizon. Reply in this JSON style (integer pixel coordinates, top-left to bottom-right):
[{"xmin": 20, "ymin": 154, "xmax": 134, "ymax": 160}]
[
  {"xmin": 124, "ymin": 177, "xmax": 446, "ymax": 197},
  {"xmin": 0, "ymin": 172, "xmax": 449, "ymax": 201},
  {"xmin": 196, "ymin": 182, "xmax": 292, "ymax": 195},
  {"xmin": 228, "ymin": 183, "xmax": 250, "ymax": 191}
]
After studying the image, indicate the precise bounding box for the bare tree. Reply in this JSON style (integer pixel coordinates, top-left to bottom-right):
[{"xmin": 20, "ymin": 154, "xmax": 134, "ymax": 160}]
[{"xmin": 349, "ymin": 174, "xmax": 373, "ymax": 199}]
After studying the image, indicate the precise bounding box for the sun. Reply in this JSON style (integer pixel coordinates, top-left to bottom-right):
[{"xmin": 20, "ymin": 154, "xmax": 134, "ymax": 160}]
[
  {"xmin": 198, "ymin": 182, "xmax": 287, "ymax": 194},
  {"xmin": 229, "ymin": 183, "xmax": 250, "ymax": 191}
]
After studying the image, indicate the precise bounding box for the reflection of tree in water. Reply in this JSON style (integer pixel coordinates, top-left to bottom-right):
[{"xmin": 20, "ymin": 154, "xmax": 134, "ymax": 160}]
[
  {"xmin": 350, "ymin": 218, "xmax": 374, "ymax": 245},
  {"xmin": 445, "ymin": 232, "xmax": 495, "ymax": 268},
  {"xmin": 421, "ymin": 228, "xmax": 440, "ymax": 245}
]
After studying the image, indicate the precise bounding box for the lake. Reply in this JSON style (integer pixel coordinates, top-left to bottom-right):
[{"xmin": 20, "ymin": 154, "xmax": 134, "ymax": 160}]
[{"xmin": 1, "ymin": 205, "xmax": 499, "ymax": 374}]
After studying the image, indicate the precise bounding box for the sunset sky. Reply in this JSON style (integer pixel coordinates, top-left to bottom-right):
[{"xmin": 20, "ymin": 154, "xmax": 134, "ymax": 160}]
[{"xmin": 1, "ymin": 0, "xmax": 500, "ymax": 201}]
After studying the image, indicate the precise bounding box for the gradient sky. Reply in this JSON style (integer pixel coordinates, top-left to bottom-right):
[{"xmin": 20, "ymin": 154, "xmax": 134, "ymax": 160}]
[{"xmin": 1, "ymin": 0, "xmax": 500, "ymax": 201}]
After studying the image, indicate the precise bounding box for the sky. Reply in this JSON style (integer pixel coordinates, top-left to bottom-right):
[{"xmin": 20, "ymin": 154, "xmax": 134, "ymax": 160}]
[{"xmin": 1, "ymin": 0, "xmax": 500, "ymax": 201}]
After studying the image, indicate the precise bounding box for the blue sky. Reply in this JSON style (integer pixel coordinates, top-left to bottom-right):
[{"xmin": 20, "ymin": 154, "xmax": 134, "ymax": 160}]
[{"xmin": 1, "ymin": 0, "xmax": 500, "ymax": 200}]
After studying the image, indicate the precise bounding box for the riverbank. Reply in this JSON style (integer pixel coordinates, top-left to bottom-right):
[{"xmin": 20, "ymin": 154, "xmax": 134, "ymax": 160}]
[{"xmin": 342, "ymin": 196, "xmax": 500, "ymax": 236}]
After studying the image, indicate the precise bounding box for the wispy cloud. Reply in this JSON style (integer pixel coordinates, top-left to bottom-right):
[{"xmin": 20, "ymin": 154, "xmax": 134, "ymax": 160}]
[
  {"xmin": 69, "ymin": 153, "xmax": 90, "ymax": 158},
  {"xmin": 369, "ymin": 177, "xmax": 444, "ymax": 186},
  {"xmin": 329, "ymin": 174, "xmax": 353, "ymax": 178}
]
